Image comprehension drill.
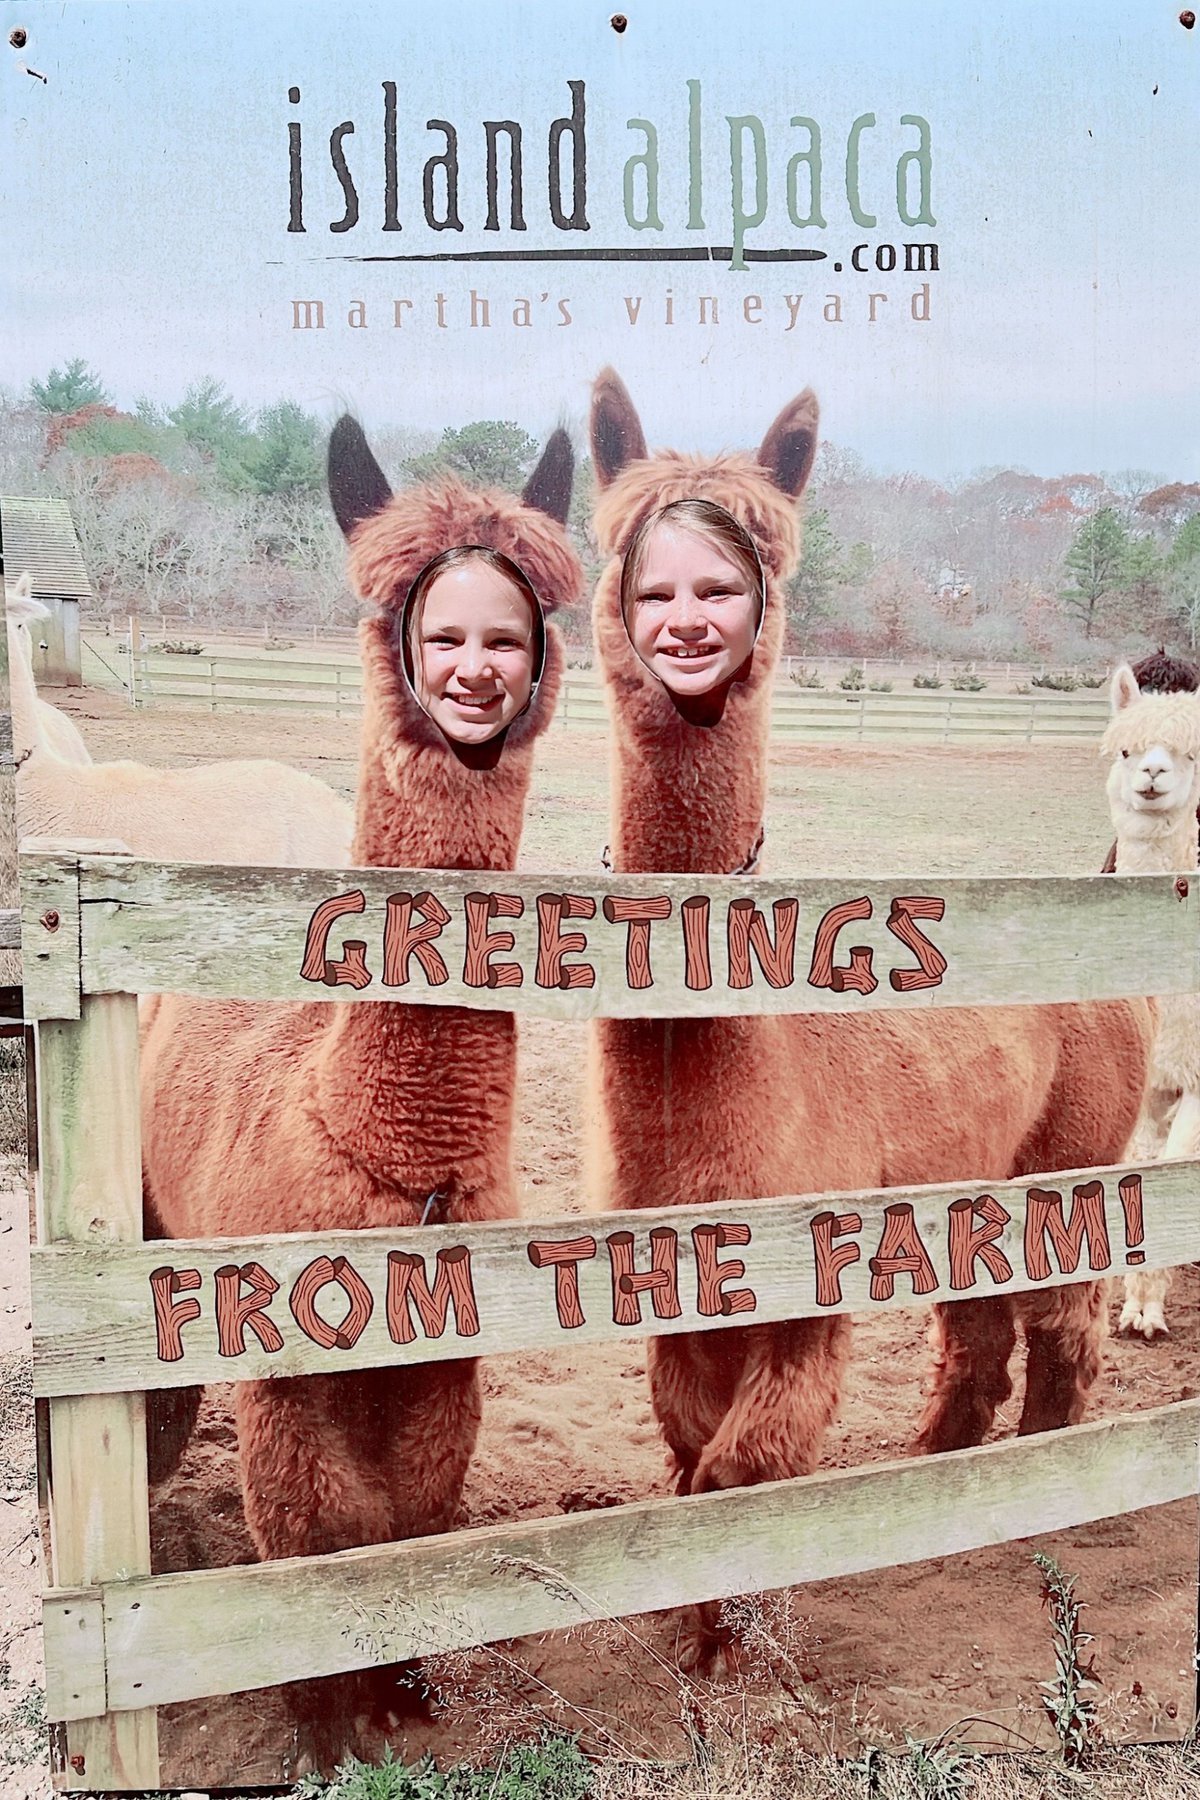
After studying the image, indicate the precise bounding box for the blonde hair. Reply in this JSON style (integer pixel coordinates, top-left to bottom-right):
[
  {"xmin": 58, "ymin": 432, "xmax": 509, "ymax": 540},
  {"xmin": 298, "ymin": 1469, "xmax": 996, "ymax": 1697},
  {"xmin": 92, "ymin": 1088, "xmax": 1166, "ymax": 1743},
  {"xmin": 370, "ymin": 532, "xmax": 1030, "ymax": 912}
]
[
  {"xmin": 400, "ymin": 545, "xmax": 546, "ymax": 697},
  {"xmin": 619, "ymin": 498, "xmax": 765, "ymax": 630}
]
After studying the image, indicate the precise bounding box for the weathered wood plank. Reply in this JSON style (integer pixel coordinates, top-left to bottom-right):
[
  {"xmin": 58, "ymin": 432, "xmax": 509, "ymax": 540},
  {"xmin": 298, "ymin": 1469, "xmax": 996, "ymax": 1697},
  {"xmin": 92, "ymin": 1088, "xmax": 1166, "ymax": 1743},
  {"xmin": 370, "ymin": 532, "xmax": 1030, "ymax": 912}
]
[
  {"xmin": 0, "ymin": 907, "xmax": 20, "ymax": 951},
  {"xmin": 29, "ymin": 1157, "xmax": 1197, "ymax": 1398},
  {"xmin": 20, "ymin": 849, "xmax": 81, "ymax": 1021},
  {"xmin": 51, "ymin": 1398, "xmax": 1193, "ymax": 1716},
  {"xmin": 42, "ymin": 1588, "xmax": 107, "ymax": 1723},
  {"xmin": 38, "ymin": 998, "xmax": 159, "ymax": 1787},
  {"xmin": 30, "ymin": 851, "xmax": 1200, "ymax": 1020}
]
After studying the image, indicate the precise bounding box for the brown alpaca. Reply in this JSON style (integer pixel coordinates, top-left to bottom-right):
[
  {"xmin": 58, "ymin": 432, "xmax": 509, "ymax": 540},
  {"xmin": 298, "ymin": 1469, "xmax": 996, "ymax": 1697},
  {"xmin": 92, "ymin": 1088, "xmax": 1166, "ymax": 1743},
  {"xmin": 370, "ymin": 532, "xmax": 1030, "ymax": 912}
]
[
  {"xmin": 587, "ymin": 368, "xmax": 1155, "ymax": 1669},
  {"xmin": 140, "ymin": 419, "xmax": 580, "ymax": 1581}
]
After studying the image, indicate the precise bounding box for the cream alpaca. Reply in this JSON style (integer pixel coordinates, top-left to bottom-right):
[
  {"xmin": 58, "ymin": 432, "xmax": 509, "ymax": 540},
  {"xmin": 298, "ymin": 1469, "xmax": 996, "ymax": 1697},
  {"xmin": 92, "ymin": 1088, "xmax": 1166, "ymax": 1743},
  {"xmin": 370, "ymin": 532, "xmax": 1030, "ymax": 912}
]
[
  {"xmin": 588, "ymin": 367, "xmax": 1155, "ymax": 1673},
  {"xmin": 6, "ymin": 574, "xmax": 92, "ymax": 767},
  {"xmin": 9, "ymin": 572, "xmax": 353, "ymax": 866},
  {"xmin": 1103, "ymin": 667, "xmax": 1200, "ymax": 1339}
]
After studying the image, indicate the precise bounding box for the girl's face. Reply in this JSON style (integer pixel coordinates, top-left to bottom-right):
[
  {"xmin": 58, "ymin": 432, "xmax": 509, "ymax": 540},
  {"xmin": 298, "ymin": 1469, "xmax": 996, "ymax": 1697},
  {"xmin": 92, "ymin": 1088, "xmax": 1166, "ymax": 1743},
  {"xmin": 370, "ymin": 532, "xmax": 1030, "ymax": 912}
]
[
  {"xmin": 415, "ymin": 561, "xmax": 537, "ymax": 744},
  {"xmin": 626, "ymin": 524, "xmax": 760, "ymax": 696}
]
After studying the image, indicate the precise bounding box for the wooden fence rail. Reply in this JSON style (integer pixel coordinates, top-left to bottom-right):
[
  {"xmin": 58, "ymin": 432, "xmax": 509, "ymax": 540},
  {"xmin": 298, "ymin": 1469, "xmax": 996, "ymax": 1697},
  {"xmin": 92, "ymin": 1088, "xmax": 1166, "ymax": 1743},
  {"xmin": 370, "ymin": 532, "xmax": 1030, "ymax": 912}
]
[
  {"xmin": 84, "ymin": 647, "xmax": 1113, "ymax": 742},
  {"xmin": 19, "ymin": 850, "xmax": 1200, "ymax": 1023},
  {"xmin": 44, "ymin": 1398, "xmax": 1198, "ymax": 1722},
  {"xmin": 19, "ymin": 840, "xmax": 1200, "ymax": 1790}
]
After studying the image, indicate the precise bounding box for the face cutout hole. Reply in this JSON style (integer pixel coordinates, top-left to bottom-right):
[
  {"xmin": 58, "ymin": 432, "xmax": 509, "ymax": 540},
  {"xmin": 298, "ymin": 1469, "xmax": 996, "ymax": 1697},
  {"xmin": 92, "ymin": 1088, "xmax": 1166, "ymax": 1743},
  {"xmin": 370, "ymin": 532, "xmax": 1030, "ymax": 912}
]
[
  {"xmin": 619, "ymin": 499, "xmax": 765, "ymax": 723},
  {"xmin": 401, "ymin": 546, "xmax": 546, "ymax": 753}
]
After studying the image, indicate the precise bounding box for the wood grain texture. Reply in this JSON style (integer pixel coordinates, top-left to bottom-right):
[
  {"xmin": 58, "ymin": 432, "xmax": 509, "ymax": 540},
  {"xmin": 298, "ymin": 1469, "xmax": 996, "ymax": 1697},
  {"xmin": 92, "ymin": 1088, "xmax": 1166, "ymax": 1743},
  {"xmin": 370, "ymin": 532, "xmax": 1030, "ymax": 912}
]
[
  {"xmin": 38, "ymin": 1398, "xmax": 1194, "ymax": 1717},
  {"xmin": 19, "ymin": 849, "xmax": 1200, "ymax": 1021},
  {"xmin": 29, "ymin": 1158, "xmax": 1199, "ymax": 1398},
  {"xmin": 37, "ymin": 998, "xmax": 159, "ymax": 1787}
]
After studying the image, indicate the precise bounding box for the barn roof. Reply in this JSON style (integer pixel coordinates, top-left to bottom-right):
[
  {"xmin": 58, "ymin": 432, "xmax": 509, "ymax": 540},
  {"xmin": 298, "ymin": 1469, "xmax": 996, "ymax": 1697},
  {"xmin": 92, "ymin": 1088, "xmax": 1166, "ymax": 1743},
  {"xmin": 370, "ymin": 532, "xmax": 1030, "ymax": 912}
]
[{"xmin": 0, "ymin": 495, "xmax": 93, "ymax": 600}]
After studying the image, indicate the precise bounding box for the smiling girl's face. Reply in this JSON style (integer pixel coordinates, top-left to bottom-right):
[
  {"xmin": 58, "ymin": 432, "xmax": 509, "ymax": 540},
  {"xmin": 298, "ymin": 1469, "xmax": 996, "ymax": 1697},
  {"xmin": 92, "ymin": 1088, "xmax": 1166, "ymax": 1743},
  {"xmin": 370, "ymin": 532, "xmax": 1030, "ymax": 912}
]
[
  {"xmin": 414, "ymin": 558, "xmax": 537, "ymax": 744},
  {"xmin": 626, "ymin": 523, "xmax": 760, "ymax": 697}
]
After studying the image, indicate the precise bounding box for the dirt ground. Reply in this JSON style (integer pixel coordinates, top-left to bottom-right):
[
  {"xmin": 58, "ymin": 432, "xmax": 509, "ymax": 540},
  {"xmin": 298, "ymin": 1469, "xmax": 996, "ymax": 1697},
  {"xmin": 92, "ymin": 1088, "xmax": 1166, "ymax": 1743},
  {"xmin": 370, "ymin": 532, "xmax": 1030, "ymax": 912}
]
[{"xmin": 4, "ymin": 684, "xmax": 1198, "ymax": 1790}]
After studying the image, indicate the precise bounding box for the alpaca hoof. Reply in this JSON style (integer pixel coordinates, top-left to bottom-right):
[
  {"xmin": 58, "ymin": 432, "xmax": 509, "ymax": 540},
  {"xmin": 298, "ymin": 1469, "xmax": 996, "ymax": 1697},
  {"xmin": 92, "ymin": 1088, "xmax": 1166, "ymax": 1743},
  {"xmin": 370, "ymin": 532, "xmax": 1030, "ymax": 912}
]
[
  {"xmin": 675, "ymin": 1610, "xmax": 739, "ymax": 1683},
  {"xmin": 1118, "ymin": 1301, "xmax": 1169, "ymax": 1340}
]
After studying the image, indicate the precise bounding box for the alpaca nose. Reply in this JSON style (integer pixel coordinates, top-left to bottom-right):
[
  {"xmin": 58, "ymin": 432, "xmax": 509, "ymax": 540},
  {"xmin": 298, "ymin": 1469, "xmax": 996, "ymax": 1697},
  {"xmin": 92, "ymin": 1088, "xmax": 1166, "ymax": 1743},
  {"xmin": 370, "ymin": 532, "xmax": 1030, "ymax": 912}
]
[{"xmin": 1141, "ymin": 752, "xmax": 1172, "ymax": 782}]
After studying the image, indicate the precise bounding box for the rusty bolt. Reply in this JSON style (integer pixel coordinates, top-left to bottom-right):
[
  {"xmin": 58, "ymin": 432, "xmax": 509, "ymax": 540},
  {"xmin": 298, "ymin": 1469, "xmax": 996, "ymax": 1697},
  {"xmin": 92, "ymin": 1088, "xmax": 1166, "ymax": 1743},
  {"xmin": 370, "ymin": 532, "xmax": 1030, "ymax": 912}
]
[
  {"xmin": 610, "ymin": 13, "xmax": 628, "ymax": 31},
  {"xmin": 1182, "ymin": 9, "xmax": 1196, "ymax": 27},
  {"xmin": 1175, "ymin": 877, "xmax": 1190, "ymax": 900},
  {"xmin": 40, "ymin": 908, "xmax": 60, "ymax": 932},
  {"xmin": 8, "ymin": 27, "xmax": 28, "ymax": 49}
]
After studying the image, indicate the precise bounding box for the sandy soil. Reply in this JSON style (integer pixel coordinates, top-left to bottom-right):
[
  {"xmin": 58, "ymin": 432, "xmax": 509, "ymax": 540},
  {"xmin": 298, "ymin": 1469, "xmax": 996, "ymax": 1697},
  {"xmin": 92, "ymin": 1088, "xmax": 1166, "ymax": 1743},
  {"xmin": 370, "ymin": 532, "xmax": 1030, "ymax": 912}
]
[{"xmin": 6, "ymin": 687, "xmax": 1199, "ymax": 1788}]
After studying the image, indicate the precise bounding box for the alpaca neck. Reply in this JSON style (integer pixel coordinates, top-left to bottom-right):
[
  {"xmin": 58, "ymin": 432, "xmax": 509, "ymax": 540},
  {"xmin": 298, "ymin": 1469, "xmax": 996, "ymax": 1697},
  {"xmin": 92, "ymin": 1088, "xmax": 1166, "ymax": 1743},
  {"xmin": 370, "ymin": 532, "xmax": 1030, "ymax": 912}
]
[
  {"xmin": 1112, "ymin": 808, "xmax": 1199, "ymax": 874},
  {"xmin": 314, "ymin": 618, "xmax": 534, "ymax": 1204}
]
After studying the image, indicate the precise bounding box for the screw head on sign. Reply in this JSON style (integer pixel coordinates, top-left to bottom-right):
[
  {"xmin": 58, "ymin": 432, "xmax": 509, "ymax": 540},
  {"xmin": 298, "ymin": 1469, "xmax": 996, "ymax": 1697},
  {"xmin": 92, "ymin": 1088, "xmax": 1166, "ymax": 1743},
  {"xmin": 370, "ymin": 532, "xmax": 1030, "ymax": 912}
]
[
  {"xmin": 1182, "ymin": 10, "xmax": 1196, "ymax": 27},
  {"xmin": 610, "ymin": 13, "xmax": 628, "ymax": 32},
  {"xmin": 1175, "ymin": 877, "xmax": 1190, "ymax": 900},
  {"xmin": 40, "ymin": 908, "xmax": 60, "ymax": 932},
  {"xmin": 8, "ymin": 28, "xmax": 28, "ymax": 49}
]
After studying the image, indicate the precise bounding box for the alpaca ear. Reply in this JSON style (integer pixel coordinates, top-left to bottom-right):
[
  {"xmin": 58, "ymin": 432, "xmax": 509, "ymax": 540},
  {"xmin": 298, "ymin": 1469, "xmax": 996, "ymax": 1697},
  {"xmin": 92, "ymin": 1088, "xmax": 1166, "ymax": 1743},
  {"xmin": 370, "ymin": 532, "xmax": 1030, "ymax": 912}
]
[
  {"xmin": 328, "ymin": 415, "xmax": 393, "ymax": 538},
  {"xmin": 590, "ymin": 367, "xmax": 648, "ymax": 489},
  {"xmin": 522, "ymin": 427, "xmax": 574, "ymax": 524},
  {"xmin": 1111, "ymin": 663, "xmax": 1141, "ymax": 714},
  {"xmin": 758, "ymin": 388, "xmax": 820, "ymax": 497},
  {"xmin": 5, "ymin": 573, "xmax": 49, "ymax": 626}
]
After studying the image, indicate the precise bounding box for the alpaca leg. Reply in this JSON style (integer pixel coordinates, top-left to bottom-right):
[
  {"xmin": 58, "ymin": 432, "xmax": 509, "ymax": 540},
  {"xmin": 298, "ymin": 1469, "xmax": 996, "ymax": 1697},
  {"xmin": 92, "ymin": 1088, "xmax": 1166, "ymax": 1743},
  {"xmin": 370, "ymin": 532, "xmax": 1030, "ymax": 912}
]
[
  {"xmin": 1120, "ymin": 1088, "xmax": 1200, "ymax": 1337},
  {"xmin": 648, "ymin": 1332, "xmax": 742, "ymax": 1494},
  {"xmin": 368, "ymin": 1358, "xmax": 483, "ymax": 1540},
  {"xmin": 690, "ymin": 1318, "xmax": 851, "ymax": 1494},
  {"xmin": 1016, "ymin": 1281, "xmax": 1107, "ymax": 1435},
  {"xmin": 1118, "ymin": 1266, "xmax": 1171, "ymax": 1341},
  {"xmin": 913, "ymin": 1299, "xmax": 1016, "ymax": 1455},
  {"xmin": 675, "ymin": 1319, "xmax": 850, "ymax": 1679},
  {"xmin": 235, "ymin": 1374, "xmax": 394, "ymax": 1561}
]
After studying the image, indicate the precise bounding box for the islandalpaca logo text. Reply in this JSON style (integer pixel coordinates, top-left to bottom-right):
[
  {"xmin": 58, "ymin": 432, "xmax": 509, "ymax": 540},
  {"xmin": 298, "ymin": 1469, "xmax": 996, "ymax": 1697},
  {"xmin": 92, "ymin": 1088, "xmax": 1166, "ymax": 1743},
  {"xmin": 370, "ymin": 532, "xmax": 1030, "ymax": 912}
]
[{"xmin": 285, "ymin": 80, "xmax": 936, "ymax": 271}]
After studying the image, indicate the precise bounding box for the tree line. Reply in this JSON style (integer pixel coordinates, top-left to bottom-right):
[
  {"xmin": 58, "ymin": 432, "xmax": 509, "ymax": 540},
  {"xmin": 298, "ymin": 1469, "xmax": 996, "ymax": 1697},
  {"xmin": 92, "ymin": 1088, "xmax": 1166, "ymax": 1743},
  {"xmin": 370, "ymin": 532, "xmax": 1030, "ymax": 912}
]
[{"xmin": 5, "ymin": 358, "xmax": 1200, "ymax": 663}]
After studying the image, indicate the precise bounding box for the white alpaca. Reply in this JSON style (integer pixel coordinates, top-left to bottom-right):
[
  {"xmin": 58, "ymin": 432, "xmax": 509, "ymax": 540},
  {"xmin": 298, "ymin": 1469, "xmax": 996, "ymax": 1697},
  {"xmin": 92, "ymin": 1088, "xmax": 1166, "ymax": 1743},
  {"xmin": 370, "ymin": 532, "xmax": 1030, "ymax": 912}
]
[
  {"xmin": 7, "ymin": 578, "xmax": 354, "ymax": 868},
  {"xmin": 1104, "ymin": 663, "xmax": 1200, "ymax": 1338},
  {"xmin": 6, "ymin": 575, "xmax": 93, "ymax": 766}
]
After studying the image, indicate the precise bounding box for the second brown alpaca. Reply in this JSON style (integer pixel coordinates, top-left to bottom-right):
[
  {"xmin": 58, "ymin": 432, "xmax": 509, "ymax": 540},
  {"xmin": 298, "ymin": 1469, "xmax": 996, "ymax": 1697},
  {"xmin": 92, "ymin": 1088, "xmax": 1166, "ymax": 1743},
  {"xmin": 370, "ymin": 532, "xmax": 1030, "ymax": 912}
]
[
  {"xmin": 587, "ymin": 367, "xmax": 1155, "ymax": 1671},
  {"xmin": 140, "ymin": 420, "xmax": 581, "ymax": 1579}
]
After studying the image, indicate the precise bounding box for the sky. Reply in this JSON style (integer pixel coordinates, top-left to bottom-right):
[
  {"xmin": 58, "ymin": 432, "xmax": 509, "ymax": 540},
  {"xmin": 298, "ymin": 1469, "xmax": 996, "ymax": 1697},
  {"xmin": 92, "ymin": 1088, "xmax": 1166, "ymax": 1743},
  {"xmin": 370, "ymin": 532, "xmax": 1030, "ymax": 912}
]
[{"xmin": 2, "ymin": 0, "xmax": 1198, "ymax": 480}]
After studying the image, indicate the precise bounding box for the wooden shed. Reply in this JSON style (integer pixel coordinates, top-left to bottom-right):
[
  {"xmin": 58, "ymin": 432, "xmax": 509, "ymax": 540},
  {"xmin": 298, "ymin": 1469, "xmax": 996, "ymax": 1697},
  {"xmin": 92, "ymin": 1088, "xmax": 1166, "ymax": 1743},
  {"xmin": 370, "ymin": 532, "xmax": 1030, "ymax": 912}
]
[{"xmin": 0, "ymin": 495, "xmax": 91, "ymax": 687}]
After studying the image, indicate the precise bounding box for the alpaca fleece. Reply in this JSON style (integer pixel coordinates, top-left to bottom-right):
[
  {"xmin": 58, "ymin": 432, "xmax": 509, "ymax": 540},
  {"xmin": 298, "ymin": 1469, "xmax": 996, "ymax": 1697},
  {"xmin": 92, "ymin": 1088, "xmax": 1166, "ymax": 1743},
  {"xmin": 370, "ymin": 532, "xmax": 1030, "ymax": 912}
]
[
  {"xmin": 141, "ymin": 443, "xmax": 582, "ymax": 1586},
  {"xmin": 587, "ymin": 367, "xmax": 1155, "ymax": 1667}
]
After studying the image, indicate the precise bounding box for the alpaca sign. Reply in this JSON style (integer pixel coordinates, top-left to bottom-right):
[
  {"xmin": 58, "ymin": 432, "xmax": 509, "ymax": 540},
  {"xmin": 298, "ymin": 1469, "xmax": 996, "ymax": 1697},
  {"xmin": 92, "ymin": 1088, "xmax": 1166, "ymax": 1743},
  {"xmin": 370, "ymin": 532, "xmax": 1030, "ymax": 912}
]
[
  {"xmin": 32, "ymin": 1161, "xmax": 1170, "ymax": 1397},
  {"xmin": 9, "ymin": 0, "xmax": 1200, "ymax": 1788},
  {"xmin": 298, "ymin": 878, "xmax": 950, "ymax": 999}
]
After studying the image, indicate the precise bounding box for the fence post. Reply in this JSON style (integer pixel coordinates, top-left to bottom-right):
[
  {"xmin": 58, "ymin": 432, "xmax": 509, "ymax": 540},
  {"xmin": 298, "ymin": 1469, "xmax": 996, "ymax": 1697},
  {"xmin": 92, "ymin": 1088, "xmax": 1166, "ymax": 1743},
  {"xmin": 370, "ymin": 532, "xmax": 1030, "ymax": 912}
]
[
  {"xmin": 37, "ymin": 989, "xmax": 160, "ymax": 1789},
  {"xmin": 335, "ymin": 668, "xmax": 342, "ymax": 720},
  {"xmin": 943, "ymin": 695, "xmax": 952, "ymax": 744},
  {"xmin": 209, "ymin": 659, "xmax": 217, "ymax": 713}
]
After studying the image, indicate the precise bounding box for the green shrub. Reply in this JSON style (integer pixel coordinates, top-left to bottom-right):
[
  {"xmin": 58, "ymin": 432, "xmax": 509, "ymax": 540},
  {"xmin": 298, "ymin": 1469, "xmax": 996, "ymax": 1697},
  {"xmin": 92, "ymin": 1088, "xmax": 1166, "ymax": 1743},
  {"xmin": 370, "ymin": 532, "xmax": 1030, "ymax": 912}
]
[
  {"xmin": 838, "ymin": 665, "xmax": 865, "ymax": 691},
  {"xmin": 912, "ymin": 672, "xmax": 942, "ymax": 689},
  {"xmin": 789, "ymin": 665, "xmax": 824, "ymax": 688},
  {"xmin": 152, "ymin": 639, "xmax": 204, "ymax": 656},
  {"xmin": 1031, "ymin": 671, "xmax": 1078, "ymax": 692},
  {"xmin": 867, "ymin": 680, "xmax": 893, "ymax": 692},
  {"xmin": 949, "ymin": 671, "xmax": 986, "ymax": 691},
  {"xmin": 1077, "ymin": 672, "xmax": 1106, "ymax": 689},
  {"xmin": 297, "ymin": 1733, "xmax": 593, "ymax": 1800}
]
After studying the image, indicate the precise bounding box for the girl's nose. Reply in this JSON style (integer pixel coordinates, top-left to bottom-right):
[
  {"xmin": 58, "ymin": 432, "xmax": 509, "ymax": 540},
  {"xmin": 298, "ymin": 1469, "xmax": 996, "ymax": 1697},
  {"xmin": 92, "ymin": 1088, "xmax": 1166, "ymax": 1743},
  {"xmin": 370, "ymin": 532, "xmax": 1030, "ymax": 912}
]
[
  {"xmin": 457, "ymin": 645, "xmax": 494, "ymax": 682},
  {"xmin": 667, "ymin": 590, "xmax": 705, "ymax": 633}
]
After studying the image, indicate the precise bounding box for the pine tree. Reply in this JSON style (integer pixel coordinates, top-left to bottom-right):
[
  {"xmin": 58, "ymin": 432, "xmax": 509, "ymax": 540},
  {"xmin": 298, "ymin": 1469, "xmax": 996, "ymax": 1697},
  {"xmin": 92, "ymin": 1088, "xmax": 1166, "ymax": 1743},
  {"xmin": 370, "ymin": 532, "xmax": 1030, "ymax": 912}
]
[
  {"xmin": 1061, "ymin": 508, "xmax": 1128, "ymax": 637},
  {"xmin": 30, "ymin": 358, "xmax": 109, "ymax": 412}
]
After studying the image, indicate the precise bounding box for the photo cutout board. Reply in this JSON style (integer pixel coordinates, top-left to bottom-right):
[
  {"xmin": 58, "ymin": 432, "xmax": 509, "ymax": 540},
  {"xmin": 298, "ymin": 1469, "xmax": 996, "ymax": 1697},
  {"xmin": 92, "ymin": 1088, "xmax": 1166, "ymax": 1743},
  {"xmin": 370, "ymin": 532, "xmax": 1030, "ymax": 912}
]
[{"xmin": 2, "ymin": 1, "xmax": 1199, "ymax": 1789}]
